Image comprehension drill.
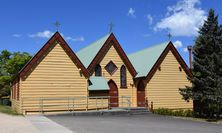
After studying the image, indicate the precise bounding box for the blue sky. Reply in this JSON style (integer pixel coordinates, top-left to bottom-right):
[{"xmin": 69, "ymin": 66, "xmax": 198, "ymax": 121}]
[{"xmin": 0, "ymin": 0, "xmax": 221, "ymax": 64}]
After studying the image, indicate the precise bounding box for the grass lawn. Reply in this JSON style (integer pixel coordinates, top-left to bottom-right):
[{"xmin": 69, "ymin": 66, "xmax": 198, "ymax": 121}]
[{"xmin": 0, "ymin": 105, "xmax": 19, "ymax": 115}]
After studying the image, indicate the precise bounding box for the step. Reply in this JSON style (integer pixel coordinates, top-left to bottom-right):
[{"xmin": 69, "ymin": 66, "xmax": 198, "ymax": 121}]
[
  {"xmin": 45, "ymin": 107, "xmax": 151, "ymax": 116},
  {"xmin": 111, "ymin": 107, "xmax": 148, "ymax": 111},
  {"xmin": 130, "ymin": 111, "xmax": 152, "ymax": 115}
]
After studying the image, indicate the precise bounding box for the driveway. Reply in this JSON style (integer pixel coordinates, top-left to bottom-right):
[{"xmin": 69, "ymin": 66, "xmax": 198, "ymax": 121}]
[
  {"xmin": 47, "ymin": 113, "xmax": 222, "ymax": 133},
  {"xmin": 0, "ymin": 113, "xmax": 39, "ymax": 133}
]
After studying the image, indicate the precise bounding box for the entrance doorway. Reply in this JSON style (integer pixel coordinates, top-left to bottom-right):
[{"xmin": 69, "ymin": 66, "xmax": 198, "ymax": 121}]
[
  {"xmin": 108, "ymin": 80, "xmax": 118, "ymax": 107},
  {"xmin": 137, "ymin": 80, "xmax": 145, "ymax": 107}
]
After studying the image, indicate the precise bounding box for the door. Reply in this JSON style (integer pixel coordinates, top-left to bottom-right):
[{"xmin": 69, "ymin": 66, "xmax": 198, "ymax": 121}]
[
  {"xmin": 108, "ymin": 80, "xmax": 118, "ymax": 107},
  {"xmin": 137, "ymin": 80, "xmax": 145, "ymax": 107}
]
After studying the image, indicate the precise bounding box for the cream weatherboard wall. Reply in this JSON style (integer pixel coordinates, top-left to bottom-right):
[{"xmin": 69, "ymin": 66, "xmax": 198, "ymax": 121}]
[
  {"xmin": 18, "ymin": 43, "xmax": 88, "ymax": 113},
  {"xmin": 145, "ymin": 51, "xmax": 192, "ymax": 109},
  {"xmin": 92, "ymin": 45, "xmax": 137, "ymax": 107},
  {"xmin": 11, "ymin": 78, "xmax": 21, "ymax": 113}
]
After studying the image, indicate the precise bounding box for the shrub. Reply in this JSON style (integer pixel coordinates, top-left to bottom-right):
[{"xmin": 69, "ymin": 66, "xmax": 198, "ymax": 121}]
[{"xmin": 153, "ymin": 108, "xmax": 193, "ymax": 117}]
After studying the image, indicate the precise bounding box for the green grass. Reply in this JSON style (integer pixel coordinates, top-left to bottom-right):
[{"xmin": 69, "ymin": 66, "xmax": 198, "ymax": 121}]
[{"xmin": 0, "ymin": 105, "xmax": 19, "ymax": 115}]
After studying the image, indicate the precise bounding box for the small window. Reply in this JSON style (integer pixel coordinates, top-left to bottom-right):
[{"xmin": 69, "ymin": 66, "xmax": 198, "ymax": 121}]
[
  {"xmin": 105, "ymin": 61, "xmax": 117, "ymax": 75},
  {"xmin": 120, "ymin": 65, "xmax": 127, "ymax": 88},
  {"xmin": 95, "ymin": 64, "xmax": 102, "ymax": 76}
]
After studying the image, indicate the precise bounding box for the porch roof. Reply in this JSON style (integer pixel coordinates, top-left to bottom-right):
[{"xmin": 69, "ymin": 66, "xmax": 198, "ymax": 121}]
[{"xmin": 88, "ymin": 76, "xmax": 109, "ymax": 91}]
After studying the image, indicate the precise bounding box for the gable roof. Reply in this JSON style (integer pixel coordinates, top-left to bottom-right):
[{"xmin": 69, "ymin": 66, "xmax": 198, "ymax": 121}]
[
  {"xmin": 128, "ymin": 42, "xmax": 169, "ymax": 77},
  {"xmin": 77, "ymin": 33, "xmax": 137, "ymax": 77},
  {"xmin": 76, "ymin": 34, "xmax": 111, "ymax": 68},
  {"xmin": 19, "ymin": 32, "xmax": 89, "ymax": 78},
  {"xmin": 128, "ymin": 42, "xmax": 192, "ymax": 81}
]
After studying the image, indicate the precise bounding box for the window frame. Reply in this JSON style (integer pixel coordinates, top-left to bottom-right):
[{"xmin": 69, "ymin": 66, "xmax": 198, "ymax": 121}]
[
  {"xmin": 95, "ymin": 64, "xmax": 102, "ymax": 76},
  {"xmin": 104, "ymin": 60, "xmax": 118, "ymax": 75},
  {"xmin": 120, "ymin": 65, "xmax": 127, "ymax": 88}
]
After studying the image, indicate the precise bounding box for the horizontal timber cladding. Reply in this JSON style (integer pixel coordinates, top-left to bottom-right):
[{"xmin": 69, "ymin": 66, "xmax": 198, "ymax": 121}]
[
  {"xmin": 92, "ymin": 45, "xmax": 137, "ymax": 107},
  {"xmin": 20, "ymin": 43, "xmax": 88, "ymax": 113},
  {"xmin": 11, "ymin": 99, "xmax": 20, "ymax": 113},
  {"xmin": 145, "ymin": 51, "xmax": 193, "ymax": 109},
  {"xmin": 11, "ymin": 78, "xmax": 21, "ymax": 113},
  {"xmin": 19, "ymin": 32, "xmax": 89, "ymax": 78}
]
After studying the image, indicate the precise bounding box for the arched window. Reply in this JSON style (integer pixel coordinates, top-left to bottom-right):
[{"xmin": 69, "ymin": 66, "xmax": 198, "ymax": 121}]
[
  {"xmin": 95, "ymin": 64, "xmax": 102, "ymax": 76},
  {"xmin": 120, "ymin": 65, "xmax": 127, "ymax": 88}
]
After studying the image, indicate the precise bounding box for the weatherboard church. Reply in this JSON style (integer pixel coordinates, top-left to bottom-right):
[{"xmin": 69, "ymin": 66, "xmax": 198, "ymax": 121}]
[{"xmin": 11, "ymin": 31, "xmax": 192, "ymax": 114}]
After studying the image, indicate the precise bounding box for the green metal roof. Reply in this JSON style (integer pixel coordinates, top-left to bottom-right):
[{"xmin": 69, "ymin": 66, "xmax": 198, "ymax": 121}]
[
  {"xmin": 128, "ymin": 42, "xmax": 169, "ymax": 78},
  {"xmin": 88, "ymin": 76, "xmax": 109, "ymax": 91},
  {"xmin": 76, "ymin": 34, "xmax": 111, "ymax": 68}
]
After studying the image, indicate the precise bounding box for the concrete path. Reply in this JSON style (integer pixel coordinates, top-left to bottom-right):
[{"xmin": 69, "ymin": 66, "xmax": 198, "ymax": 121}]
[
  {"xmin": 26, "ymin": 115, "xmax": 74, "ymax": 133},
  {"xmin": 0, "ymin": 113, "xmax": 40, "ymax": 133}
]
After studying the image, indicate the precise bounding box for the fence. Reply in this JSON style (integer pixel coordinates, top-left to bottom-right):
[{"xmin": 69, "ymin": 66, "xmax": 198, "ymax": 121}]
[{"xmin": 21, "ymin": 96, "xmax": 131, "ymax": 114}]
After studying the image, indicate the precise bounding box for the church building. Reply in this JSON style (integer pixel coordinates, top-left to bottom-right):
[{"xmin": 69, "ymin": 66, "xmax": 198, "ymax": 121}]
[{"xmin": 11, "ymin": 32, "xmax": 192, "ymax": 114}]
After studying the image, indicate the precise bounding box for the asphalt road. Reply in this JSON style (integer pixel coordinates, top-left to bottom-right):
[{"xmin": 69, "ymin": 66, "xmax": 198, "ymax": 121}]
[{"xmin": 47, "ymin": 114, "xmax": 222, "ymax": 133}]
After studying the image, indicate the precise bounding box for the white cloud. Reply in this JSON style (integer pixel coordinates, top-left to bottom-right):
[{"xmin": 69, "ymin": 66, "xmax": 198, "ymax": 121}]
[
  {"xmin": 128, "ymin": 8, "xmax": 136, "ymax": 18},
  {"xmin": 28, "ymin": 30, "xmax": 84, "ymax": 42},
  {"xmin": 12, "ymin": 34, "xmax": 22, "ymax": 38},
  {"xmin": 66, "ymin": 36, "xmax": 84, "ymax": 42},
  {"xmin": 146, "ymin": 14, "xmax": 153, "ymax": 25},
  {"xmin": 183, "ymin": 47, "xmax": 188, "ymax": 52},
  {"xmin": 154, "ymin": 0, "xmax": 207, "ymax": 36},
  {"xmin": 173, "ymin": 40, "xmax": 183, "ymax": 48},
  {"xmin": 28, "ymin": 30, "xmax": 53, "ymax": 38}
]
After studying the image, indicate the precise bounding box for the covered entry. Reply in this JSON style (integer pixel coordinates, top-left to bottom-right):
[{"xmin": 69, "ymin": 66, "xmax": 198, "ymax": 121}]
[
  {"xmin": 137, "ymin": 80, "xmax": 145, "ymax": 107},
  {"xmin": 108, "ymin": 80, "xmax": 118, "ymax": 107}
]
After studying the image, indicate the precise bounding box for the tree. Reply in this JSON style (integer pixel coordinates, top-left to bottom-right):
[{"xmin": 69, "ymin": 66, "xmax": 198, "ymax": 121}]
[
  {"xmin": 180, "ymin": 9, "xmax": 222, "ymax": 118},
  {"xmin": 0, "ymin": 50, "xmax": 11, "ymax": 76},
  {"xmin": 0, "ymin": 50, "xmax": 32, "ymax": 97}
]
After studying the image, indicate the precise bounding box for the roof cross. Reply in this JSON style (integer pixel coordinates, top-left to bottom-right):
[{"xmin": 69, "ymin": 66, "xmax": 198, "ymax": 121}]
[
  {"xmin": 167, "ymin": 33, "xmax": 172, "ymax": 41},
  {"xmin": 108, "ymin": 22, "xmax": 114, "ymax": 33},
  {"xmin": 54, "ymin": 21, "xmax": 61, "ymax": 31}
]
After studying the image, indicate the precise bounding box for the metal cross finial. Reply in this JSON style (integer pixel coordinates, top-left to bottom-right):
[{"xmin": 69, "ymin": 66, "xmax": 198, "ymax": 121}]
[
  {"xmin": 54, "ymin": 21, "xmax": 61, "ymax": 31},
  {"xmin": 108, "ymin": 22, "xmax": 114, "ymax": 33},
  {"xmin": 167, "ymin": 33, "xmax": 172, "ymax": 41}
]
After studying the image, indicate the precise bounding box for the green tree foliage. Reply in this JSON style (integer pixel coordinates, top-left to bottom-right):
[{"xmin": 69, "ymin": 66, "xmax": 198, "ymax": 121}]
[
  {"xmin": 180, "ymin": 9, "xmax": 222, "ymax": 118},
  {"xmin": 0, "ymin": 50, "xmax": 32, "ymax": 97}
]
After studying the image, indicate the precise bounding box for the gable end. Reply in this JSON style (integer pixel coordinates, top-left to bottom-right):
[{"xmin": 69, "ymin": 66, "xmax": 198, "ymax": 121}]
[
  {"xmin": 19, "ymin": 32, "xmax": 89, "ymax": 78},
  {"xmin": 87, "ymin": 33, "xmax": 137, "ymax": 77},
  {"xmin": 145, "ymin": 42, "xmax": 192, "ymax": 83}
]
